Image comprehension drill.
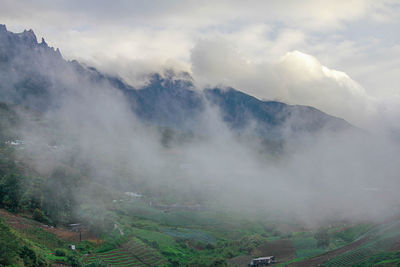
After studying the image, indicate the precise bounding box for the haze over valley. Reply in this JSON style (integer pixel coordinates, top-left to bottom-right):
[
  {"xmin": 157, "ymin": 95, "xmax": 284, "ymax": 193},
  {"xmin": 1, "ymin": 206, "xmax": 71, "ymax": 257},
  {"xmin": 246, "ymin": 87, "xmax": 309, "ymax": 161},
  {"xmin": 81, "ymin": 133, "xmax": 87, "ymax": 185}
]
[{"xmin": 1, "ymin": 1, "xmax": 400, "ymax": 266}]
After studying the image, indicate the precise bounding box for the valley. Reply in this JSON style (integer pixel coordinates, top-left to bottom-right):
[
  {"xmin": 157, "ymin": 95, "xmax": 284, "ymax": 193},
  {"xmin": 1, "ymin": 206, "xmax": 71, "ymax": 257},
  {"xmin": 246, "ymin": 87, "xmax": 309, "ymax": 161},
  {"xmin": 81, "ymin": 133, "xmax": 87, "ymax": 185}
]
[{"xmin": 1, "ymin": 18, "xmax": 400, "ymax": 267}]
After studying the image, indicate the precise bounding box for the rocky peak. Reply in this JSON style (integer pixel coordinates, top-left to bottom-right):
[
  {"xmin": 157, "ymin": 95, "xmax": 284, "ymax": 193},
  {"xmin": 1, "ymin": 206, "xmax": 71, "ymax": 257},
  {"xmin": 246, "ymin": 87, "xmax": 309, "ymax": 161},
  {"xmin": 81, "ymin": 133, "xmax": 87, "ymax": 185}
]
[
  {"xmin": 18, "ymin": 29, "xmax": 38, "ymax": 46},
  {"xmin": 0, "ymin": 24, "xmax": 7, "ymax": 32},
  {"xmin": 40, "ymin": 37, "xmax": 48, "ymax": 47},
  {"xmin": 0, "ymin": 24, "xmax": 63, "ymax": 60}
]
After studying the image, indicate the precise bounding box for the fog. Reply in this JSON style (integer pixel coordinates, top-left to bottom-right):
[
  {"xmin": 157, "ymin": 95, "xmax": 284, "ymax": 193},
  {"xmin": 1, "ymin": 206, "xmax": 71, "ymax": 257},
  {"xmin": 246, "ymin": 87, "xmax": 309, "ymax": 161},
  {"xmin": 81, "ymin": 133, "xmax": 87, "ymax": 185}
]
[{"xmin": 8, "ymin": 53, "xmax": 400, "ymax": 228}]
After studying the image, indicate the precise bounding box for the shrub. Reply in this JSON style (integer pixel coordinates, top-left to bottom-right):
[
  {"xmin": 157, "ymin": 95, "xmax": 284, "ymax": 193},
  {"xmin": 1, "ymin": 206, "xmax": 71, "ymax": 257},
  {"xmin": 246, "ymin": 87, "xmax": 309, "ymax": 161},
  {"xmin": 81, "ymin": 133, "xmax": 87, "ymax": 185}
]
[
  {"xmin": 55, "ymin": 249, "xmax": 66, "ymax": 257},
  {"xmin": 66, "ymin": 254, "xmax": 81, "ymax": 267},
  {"xmin": 33, "ymin": 208, "xmax": 44, "ymax": 222},
  {"xmin": 206, "ymin": 243, "xmax": 215, "ymax": 250},
  {"xmin": 19, "ymin": 245, "xmax": 37, "ymax": 266},
  {"xmin": 211, "ymin": 258, "xmax": 227, "ymax": 266}
]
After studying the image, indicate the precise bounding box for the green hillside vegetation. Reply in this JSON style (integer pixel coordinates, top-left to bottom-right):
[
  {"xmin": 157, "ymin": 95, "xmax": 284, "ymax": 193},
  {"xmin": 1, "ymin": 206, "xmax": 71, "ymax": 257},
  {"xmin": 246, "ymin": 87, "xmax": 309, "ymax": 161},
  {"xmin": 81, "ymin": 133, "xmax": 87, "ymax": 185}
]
[
  {"xmin": 0, "ymin": 218, "xmax": 49, "ymax": 266},
  {"xmin": 1, "ymin": 102, "xmax": 400, "ymax": 266}
]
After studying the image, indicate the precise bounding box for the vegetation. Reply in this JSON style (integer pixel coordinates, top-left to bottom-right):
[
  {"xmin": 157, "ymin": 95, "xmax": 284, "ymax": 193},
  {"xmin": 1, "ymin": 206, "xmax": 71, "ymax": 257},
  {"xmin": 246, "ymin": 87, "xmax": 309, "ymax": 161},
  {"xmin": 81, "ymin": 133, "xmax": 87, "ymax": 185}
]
[
  {"xmin": 0, "ymin": 218, "xmax": 49, "ymax": 266},
  {"xmin": 1, "ymin": 103, "xmax": 399, "ymax": 267},
  {"xmin": 314, "ymin": 228, "xmax": 330, "ymax": 248}
]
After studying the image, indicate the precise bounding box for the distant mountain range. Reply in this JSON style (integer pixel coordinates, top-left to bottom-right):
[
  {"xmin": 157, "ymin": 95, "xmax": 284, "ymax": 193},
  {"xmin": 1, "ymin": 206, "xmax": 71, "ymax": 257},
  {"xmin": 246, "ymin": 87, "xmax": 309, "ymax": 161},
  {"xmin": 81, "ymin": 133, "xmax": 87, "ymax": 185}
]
[{"xmin": 0, "ymin": 24, "xmax": 351, "ymax": 139}]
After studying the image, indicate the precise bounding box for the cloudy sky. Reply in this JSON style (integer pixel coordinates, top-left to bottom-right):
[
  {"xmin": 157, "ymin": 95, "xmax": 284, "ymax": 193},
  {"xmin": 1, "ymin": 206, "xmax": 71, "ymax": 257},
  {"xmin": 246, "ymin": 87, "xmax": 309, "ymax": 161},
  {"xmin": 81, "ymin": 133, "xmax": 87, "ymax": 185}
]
[{"xmin": 1, "ymin": 0, "xmax": 399, "ymax": 128}]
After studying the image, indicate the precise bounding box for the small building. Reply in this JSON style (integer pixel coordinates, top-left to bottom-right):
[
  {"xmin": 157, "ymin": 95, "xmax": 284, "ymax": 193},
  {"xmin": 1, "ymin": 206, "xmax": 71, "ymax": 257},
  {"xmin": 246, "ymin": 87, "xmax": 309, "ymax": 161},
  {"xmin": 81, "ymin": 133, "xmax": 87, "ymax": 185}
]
[
  {"xmin": 249, "ymin": 256, "xmax": 275, "ymax": 266},
  {"xmin": 68, "ymin": 223, "xmax": 82, "ymax": 232}
]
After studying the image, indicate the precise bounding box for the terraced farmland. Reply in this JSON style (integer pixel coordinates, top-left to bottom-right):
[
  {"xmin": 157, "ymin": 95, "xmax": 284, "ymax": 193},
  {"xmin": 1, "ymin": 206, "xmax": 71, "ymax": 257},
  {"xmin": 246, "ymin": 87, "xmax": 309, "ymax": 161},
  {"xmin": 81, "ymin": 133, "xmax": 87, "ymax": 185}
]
[
  {"xmin": 123, "ymin": 239, "xmax": 167, "ymax": 266},
  {"xmin": 286, "ymin": 236, "xmax": 369, "ymax": 267},
  {"xmin": 86, "ymin": 249, "xmax": 145, "ymax": 266},
  {"xmin": 324, "ymin": 221, "xmax": 400, "ymax": 266},
  {"xmin": 323, "ymin": 246, "xmax": 372, "ymax": 266},
  {"xmin": 286, "ymin": 219, "xmax": 400, "ymax": 267},
  {"xmin": 85, "ymin": 239, "xmax": 167, "ymax": 266}
]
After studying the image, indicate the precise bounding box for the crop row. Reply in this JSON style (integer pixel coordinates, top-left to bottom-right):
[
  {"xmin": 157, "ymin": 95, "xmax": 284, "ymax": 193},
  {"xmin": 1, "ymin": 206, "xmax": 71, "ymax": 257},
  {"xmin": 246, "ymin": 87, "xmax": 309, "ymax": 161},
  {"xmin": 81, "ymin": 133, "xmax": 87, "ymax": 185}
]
[
  {"xmin": 86, "ymin": 242, "xmax": 167, "ymax": 266},
  {"xmin": 324, "ymin": 247, "xmax": 372, "ymax": 266},
  {"xmin": 97, "ymin": 249, "xmax": 121, "ymax": 256},
  {"xmin": 123, "ymin": 239, "xmax": 167, "ymax": 266},
  {"xmin": 85, "ymin": 249, "xmax": 147, "ymax": 267}
]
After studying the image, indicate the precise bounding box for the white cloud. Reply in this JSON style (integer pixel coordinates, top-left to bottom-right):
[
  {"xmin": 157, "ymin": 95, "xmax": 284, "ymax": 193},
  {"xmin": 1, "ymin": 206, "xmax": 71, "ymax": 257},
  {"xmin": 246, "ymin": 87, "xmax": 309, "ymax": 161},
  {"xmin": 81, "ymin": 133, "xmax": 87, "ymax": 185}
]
[
  {"xmin": 191, "ymin": 39, "xmax": 375, "ymax": 127},
  {"xmin": 1, "ymin": 0, "xmax": 399, "ymax": 128},
  {"xmin": 2, "ymin": 0, "xmax": 400, "ymax": 223}
]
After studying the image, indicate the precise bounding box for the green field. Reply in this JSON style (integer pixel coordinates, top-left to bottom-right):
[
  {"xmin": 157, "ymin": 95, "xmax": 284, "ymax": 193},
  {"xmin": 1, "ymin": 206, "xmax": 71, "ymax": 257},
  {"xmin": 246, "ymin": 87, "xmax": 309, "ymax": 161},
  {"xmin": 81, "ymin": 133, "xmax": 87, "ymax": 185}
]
[{"xmin": 85, "ymin": 238, "xmax": 167, "ymax": 267}]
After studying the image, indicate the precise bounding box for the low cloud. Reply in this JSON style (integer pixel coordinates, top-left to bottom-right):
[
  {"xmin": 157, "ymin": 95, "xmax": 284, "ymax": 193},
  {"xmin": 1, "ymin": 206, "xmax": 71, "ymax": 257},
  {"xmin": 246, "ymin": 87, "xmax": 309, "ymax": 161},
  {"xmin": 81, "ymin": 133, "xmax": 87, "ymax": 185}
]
[
  {"xmin": 14, "ymin": 68, "xmax": 400, "ymax": 226},
  {"xmin": 2, "ymin": 1, "xmax": 400, "ymax": 228},
  {"xmin": 1, "ymin": 0, "xmax": 399, "ymax": 126},
  {"xmin": 191, "ymin": 39, "xmax": 375, "ymax": 126}
]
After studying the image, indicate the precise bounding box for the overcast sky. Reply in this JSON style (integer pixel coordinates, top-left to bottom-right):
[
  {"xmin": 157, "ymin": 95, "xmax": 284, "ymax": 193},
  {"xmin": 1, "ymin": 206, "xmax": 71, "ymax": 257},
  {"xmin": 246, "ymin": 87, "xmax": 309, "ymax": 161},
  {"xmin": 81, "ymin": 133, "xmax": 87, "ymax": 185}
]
[{"xmin": 1, "ymin": 0, "xmax": 399, "ymax": 128}]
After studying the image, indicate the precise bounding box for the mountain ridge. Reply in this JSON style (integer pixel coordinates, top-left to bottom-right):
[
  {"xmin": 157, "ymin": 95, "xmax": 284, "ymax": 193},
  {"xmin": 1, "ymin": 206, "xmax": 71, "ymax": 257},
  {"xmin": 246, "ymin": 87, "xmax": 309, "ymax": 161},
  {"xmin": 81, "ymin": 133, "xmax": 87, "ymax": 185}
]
[{"xmin": 0, "ymin": 25, "xmax": 351, "ymax": 139}]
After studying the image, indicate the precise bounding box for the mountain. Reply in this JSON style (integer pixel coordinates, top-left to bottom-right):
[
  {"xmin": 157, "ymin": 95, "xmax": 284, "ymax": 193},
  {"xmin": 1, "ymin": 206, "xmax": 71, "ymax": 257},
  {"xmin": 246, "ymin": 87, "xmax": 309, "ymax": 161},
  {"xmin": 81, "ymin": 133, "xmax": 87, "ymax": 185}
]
[
  {"xmin": 2, "ymin": 25, "xmax": 396, "ymax": 267},
  {"xmin": 0, "ymin": 24, "xmax": 351, "ymax": 139}
]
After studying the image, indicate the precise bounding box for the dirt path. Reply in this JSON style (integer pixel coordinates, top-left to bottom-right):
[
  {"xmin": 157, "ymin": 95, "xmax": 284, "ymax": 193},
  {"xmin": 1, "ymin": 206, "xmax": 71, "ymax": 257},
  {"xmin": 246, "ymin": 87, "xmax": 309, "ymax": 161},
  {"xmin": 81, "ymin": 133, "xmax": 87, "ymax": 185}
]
[{"xmin": 286, "ymin": 236, "xmax": 370, "ymax": 267}]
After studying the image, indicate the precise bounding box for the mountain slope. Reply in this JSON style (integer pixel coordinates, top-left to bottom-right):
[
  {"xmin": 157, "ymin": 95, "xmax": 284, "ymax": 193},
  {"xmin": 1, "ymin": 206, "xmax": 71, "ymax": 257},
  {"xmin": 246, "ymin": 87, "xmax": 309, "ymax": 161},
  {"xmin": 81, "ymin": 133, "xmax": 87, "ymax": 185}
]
[{"xmin": 0, "ymin": 24, "xmax": 351, "ymax": 139}]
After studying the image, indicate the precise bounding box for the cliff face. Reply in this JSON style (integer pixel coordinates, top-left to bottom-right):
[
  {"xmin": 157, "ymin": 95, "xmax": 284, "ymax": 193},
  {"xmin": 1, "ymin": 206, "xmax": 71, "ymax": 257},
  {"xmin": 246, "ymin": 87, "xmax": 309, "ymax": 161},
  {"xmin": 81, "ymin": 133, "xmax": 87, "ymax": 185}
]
[
  {"xmin": 0, "ymin": 24, "xmax": 65, "ymax": 109},
  {"xmin": 0, "ymin": 24, "xmax": 62, "ymax": 63}
]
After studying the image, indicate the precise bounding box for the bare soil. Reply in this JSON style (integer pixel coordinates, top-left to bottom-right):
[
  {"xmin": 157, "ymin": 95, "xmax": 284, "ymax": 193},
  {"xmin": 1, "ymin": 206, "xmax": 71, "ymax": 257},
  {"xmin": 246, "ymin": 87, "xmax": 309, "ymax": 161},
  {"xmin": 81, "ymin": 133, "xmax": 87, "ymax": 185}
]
[
  {"xmin": 228, "ymin": 254, "xmax": 253, "ymax": 266},
  {"xmin": 228, "ymin": 239, "xmax": 296, "ymax": 266},
  {"xmin": 253, "ymin": 239, "xmax": 296, "ymax": 262},
  {"xmin": 0, "ymin": 209, "xmax": 99, "ymax": 242}
]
